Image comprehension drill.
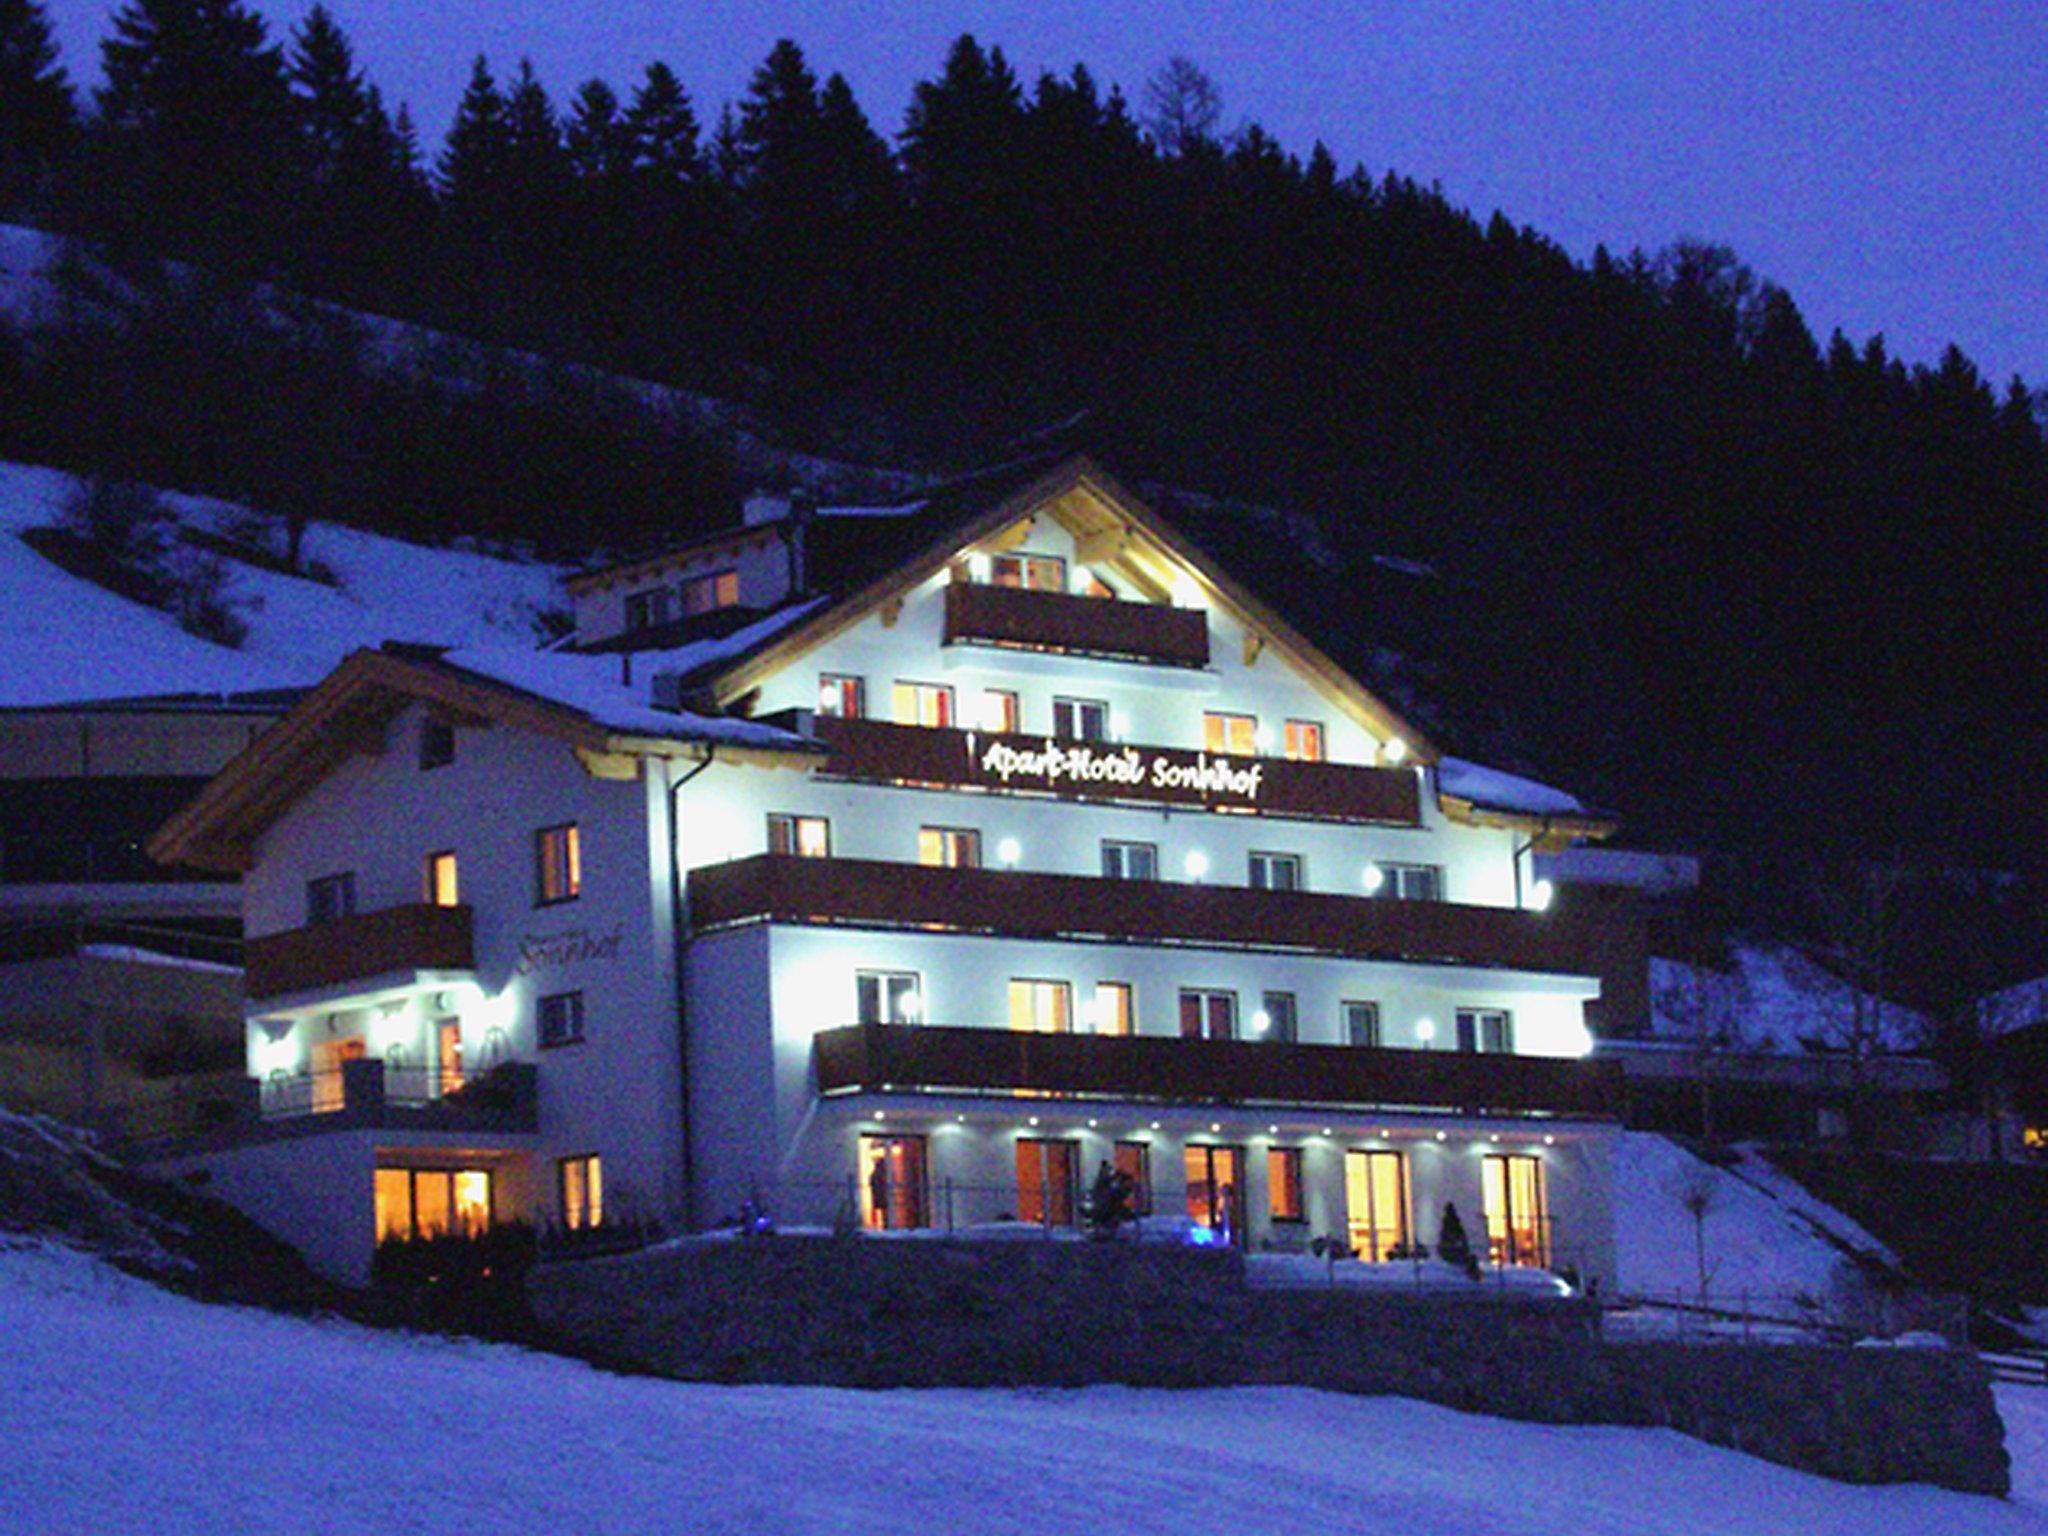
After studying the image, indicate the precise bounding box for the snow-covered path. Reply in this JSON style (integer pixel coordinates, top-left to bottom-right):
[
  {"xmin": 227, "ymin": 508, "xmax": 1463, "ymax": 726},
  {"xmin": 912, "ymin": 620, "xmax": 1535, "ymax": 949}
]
[{"xmin": 1, "ymin": 1243, "xmax": 2041, "ymax": 1536}]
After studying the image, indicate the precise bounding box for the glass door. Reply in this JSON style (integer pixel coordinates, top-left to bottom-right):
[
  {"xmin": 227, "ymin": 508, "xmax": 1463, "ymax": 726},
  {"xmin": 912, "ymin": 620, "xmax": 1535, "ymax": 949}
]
[
  {"xmin": 859, "ymin": 1134, "xmax": 929, "ymax": 1230},
  {"xmin": 1482, "ymin": 1154, "xmax": 1549, "ymax": 1267},
  {"xmin": 1017, "ymin": 1138, "xmax": 1079, "ymax": 1226},
  {"xmin": 1345, "ymin": 1150, "xmax": 1410, "ymax": 1261},
  {"xmin": 1183, "ymin": 1144, "xmax": 1245, "ymax": 1243}
]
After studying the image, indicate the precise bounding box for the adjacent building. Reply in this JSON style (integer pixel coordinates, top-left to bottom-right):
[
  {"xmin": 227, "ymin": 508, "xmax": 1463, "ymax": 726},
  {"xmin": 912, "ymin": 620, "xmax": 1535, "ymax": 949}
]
[{"xmin": 150, "ymin": 455, "xmax": 1642, "ymax": 1284}]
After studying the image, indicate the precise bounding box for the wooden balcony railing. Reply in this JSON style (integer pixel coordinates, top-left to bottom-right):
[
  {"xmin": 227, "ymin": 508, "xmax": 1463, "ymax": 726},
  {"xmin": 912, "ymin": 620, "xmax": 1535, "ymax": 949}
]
[
  {"xmin": 246, "ymin": 903, "xmax": 475, "ymax": 1002},
  {"xmin": 808, "ymin": 716, "xmax": 1422, "ymax": 826},
  {"xmin": 943, "ymin": 581, "xmax": 1210, "ymax": 668},
  {"xmin": 689, "ymin": 854, "xmax": 1637, "ymax": 990},
  {"xmin": 815, "ymin": 1022, "xmax": 1625, "ymax": 1119}
]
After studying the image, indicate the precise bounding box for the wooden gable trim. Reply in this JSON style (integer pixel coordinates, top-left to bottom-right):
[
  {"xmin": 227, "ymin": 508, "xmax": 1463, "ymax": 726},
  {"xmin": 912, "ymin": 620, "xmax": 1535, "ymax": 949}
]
[{"xmin": 1438, "ymin": 796, "xmax": 1616, "ymax": 847}]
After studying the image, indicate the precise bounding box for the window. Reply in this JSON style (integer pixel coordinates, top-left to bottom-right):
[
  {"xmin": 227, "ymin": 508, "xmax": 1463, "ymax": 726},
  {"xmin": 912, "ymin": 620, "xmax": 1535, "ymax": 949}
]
[
  {"xmin": 1101, "ymin": 840, "xmax": 1157, "ymax": 880},
  {"xmin": 979, "ymin": 689, "xmax": 1020, "ymax": 733},
  {"xmin": 1203, "ymin": 712, "xmax": 1258, "ymax": 756},
  {"xmin": 818, "ymin": 674, "xmax": 865, "ymax": 718},
  {"xmin": 1080, "ymin": 572, "xmax": 1116, "ymax": 599},
  {"xmin": 1482, "ymin": 1154, "xmax": 1549, "ymax": 1268},
  {"xmin": 436, "ymin": 1017, "xmax": 463, "ymax": 1093},
  {"xmin": 1052, "ymin": 696, "xmax": 1109, "ymax": 741},
  {"xmin": 989, "ymin": 552, "xmax": 1066, "ymax": 590},
  {"xmin": 856, "ymin": 970, "xmax": 921, "ymax": 1025},
  {"xmin": 681, "ymin": 569, "xmax": 739, "ymax": 615},
  {"xmin": 892, "ymin": 680, "xmax": 955, "ymax": 728},
  {"xmin": 1113, "ymin": 1141, "xmax": 1152, "ymax": 1214},
  {"xmin": 423, "ymin": 850, "xmax": 459, "ymax": 907},
  {"xmin": 1377, "ymin": 863, "xmax": 1443, "ymax": 902},
  {"xmin": 861, "ymin": 1134, "xmax": 928, "ymax": 1230},
  {"xmin": 559, "ymin": 1154, "xmax": 603, "ymax": 1231},
  {"xmin": 1345, "ymin": 1150, "xmax": 1409, "ymax": 1261},
  {"xmin": 623, "ymin": 588, "xmax": 673, "ymax": 633},
  {"xmin": 1008, "ymin": 978, "xmax": 1074, "ymax": 1033},
  {"xmin": 418, "ymin": 718, "xmax": 455, "ymax": 771},
  {"xmin": 1184, "ymin": 1144, "xmax": 1244, "ymax": 1240},
  {"xmin": 1016, "ymin": 1138, "xmax": 1079, "ymax": 1226},
  {"xmin": 1258, "ymin": 991, "xmax": 1299, "ymax": 1043},
  {"xmin": 1283, "ymin": 720, "xmax": 1325, "ymax": 762},
  {"xmin": 1268, "ymin": 1148, "xmax": 1306, "ymax": 1223},
  {"xmin": 1343, "ymin": 1000, "xmax": 1382, "ymax": 1048},
  {"xmin": 1179, "ymin": 989, "xmax": 1236, "ymax": 1041},
  {"xmin": 306, "ymin": 872, "xmax": 355, "ymax": 926},
  {"xmin": 536, "ymin": 823, "xmax": 581, "ymax": 905},
  {"xmin": 538, "ymin": 991, "xmax": 585, "ymax": 1048},
  {"xmin": 918, "ymin": 826, "xmax": 981, "ymax": 868},
  {"xmin": 1092, "ymin": 981, "xmax": 1134, "ymax": 1036},
  {"xmin": 767, "ymin": 813, "xmax": 830, "ymax": 858},
  {"xmin": 1456, "ymin": 1008, "xmax": 1514, "ymax": 1054},
  {"xmin": 374, "ymin": 1166, "xmax": 493, "ymax": 1243},
  {"xmin": 1248, "ymin": 851, "xmax": 1303, "ymax": 891}
]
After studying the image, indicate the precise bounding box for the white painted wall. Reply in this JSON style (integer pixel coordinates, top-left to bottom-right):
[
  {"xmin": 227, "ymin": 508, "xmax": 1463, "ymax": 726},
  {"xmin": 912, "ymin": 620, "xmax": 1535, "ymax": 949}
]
[{"xmin": 573, "ymin": 528, "xmax": 796, "ymax": 647}]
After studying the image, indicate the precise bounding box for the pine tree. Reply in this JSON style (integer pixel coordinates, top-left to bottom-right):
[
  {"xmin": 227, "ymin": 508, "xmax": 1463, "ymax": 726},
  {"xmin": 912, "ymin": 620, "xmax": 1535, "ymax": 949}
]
[
  {"xmin": 624, "ymin": 62, "xmax": 699, "ymax": 187},
  {"xmin": 734, "ymin": 38, "xmax": 823, "ymax": 200},
  {"xmin": 287, "ymin": 4, "xmax": 368, "ymax": 186},
  {"xmin": 0, "ymin": 0, "xmax": 75, "ymax": 208},
  {"xmin": 1436, "ymin": 1202, "xmax": 1478, "ymax": 1278},
  {"xmin": 564, "ymin": 79, "xmax": 631, "ymax": 183},
  {"xmin": 437, "ymin": 55, "xmax": 509, "ymax": 206}
]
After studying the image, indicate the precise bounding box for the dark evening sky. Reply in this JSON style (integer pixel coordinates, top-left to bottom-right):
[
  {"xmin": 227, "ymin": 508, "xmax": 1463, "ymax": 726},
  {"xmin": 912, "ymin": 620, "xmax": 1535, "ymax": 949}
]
[{"xmin": 46, "ymin": 1, "xmax": 2048, "ymax": 385}]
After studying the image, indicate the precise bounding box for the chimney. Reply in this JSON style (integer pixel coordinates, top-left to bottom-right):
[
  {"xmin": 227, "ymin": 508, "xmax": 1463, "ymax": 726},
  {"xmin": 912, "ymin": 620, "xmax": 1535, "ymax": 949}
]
[{"xmin": 787, "ymin": 489, "xmax": 817, "ymax": 596}]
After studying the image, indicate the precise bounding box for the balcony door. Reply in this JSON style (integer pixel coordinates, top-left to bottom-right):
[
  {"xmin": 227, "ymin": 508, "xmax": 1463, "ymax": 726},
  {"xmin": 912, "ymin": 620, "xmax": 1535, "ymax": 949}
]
[
  {"xmin": 1008, "ymin": 978, "xmax": 1074, "ymax": 1033},
  {"xmin": 1482, "ymin": 1153, "xmax": 1549, "ymax": 1268},
  {"xmin": 1016, "ymin": 1137, "xmax": 1079, "ymax": 1226},
  {"xmin": 312, "ymin": 1035, "xmax": 364, "ymax": 1113},
  {"xmin": 1184, "ymin": 1144, "xmax": 1245, "ymax": 1243},
  {"xmin": 860, "ymin": 1134, "xmax": 928, "ymax": 1230},
  {"xmin": 1179, "ymin": 989, "xmax": 1236, "ymax": 1041},
  {"xmin": 1345, "ymin": 1149, "xmax": 1410, "ymax": 1261}
]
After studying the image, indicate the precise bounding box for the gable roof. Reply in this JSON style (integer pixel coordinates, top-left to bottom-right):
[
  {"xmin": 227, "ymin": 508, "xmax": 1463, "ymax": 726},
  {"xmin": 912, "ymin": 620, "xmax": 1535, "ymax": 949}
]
[{"xmin": 147, "ymin": 642, "xmax": 817, "ymax": 874}]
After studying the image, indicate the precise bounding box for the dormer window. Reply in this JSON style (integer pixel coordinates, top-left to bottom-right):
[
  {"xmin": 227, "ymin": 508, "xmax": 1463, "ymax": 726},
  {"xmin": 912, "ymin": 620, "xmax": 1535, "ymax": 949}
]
[
  {"xmin": 418, "ymin": 718, "xmax": 455, "ymax": 771},
  {"xmin": 623, "ymin": 588, "xmax": 674, "ymax": 633},
  {"xmin": 681, "ymin": 570, "xmax": 739, "ymax": 615},
  {"xmin": 972, "ymin": 552, "xmax": 1066, "ymax": 591}
]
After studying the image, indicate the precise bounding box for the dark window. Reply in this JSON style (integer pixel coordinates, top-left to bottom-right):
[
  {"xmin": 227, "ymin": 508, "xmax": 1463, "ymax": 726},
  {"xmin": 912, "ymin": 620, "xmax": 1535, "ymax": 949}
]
[
  {"xmin": 818, "ymin": 674, "xmax": 865, "ymax": 718},
  {"xmin": 1101, "ymin": 841, "xmax": 1157, "ymax": 880},
  {"xmin": 1249, "ymin": 852, "xmax": 1302, "ymax": 891},
  {"xmin": 418, "ymin": 718, "xmax": 456, "ymax": 771},
  {"xmin": 536, "ymin": 824, "xmax": 581, "ymax": 905},
  {"xmin": 538, "ymin": 991, "xmax": 585, "ymax": 1048},
  {"xmin": 306, "ymin": 872, "xmax": 355, "ymax": 926},
  {"xmin": 767, "ymin": 813, "xmax": 830, "ymax": 858},
  {"xmin": 1378, "ymin": 863, "xmax": 1443, "ymax": 901},
  {"xmin": 1456, "ymin": 1008, "xmax": 1514, "ymax": 1054},
  {"xmin": 857, "ymin": 970, "xmax": 921, "ymax": 1025},
  {"xmin": 1259, "ymin": 991, "xmax": 1299, "ymax": 1043},
  {"xmin": 1268, "ymin": 1147, "xmax": 1305, "ymax": 1223},
  {"xmin": 1343, "ymin": 1000, "xmax": 1382, "ymax": 1048},
  {"xmin": 1053, "ymin": 697, "xmax": 1109, "ymax": 741},
  {"xmin": 623, "ymin": 589, "xmax": 673, "ymax": 632},
  {"xmin": 1179, "ymin": 989, "xmax": 1236, "ymax": 1041}
]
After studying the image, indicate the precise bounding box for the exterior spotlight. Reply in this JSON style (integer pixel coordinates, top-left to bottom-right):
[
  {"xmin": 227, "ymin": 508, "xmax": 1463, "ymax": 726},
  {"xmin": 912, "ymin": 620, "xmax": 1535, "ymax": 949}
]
[
  {"xmin": 996, "ymin": 837, "xmax": 1022, "ymax": 867},
  {"xmin": 1251, "ymin": 1009, "xmax": 1271, "ymax": 1035},
  {"xmin": 1028, "ymin": 1115, "xmax": 1040, "ymax": 1127},
  {"xmin": 1210, "ymin": 1122, "xmax": 1221, "ymax": 1133},
  {"xmin": 1149, "ymin": 1120, "xmax": 1161, "ymax": 1131},
  {"xmin": 1530, "ymin": 878, "xmax": 1555, "ymax": 912},
  {"xmin": 1321, "ymin": 1126, "xmax": 1333, "ymax": 1137},
  {"xmin": 875, "ymin": 1110, "xmax": 886, "ymax": 1120},
  {"xmin": 1434, "ymin": 1131, "xmax": 1447, "ymax": 1142},
  {"xmin": 1184, "ymin": 850, "xmax": 1210, "ymax": 881},
  {"xmin": 1383, "ymin": 737, "xmax": 1409, "ymax": 764},
  {"xmin": 1415, "ymin": 1017, "xmax": 1437, "ymax": 1043},
  {"xmin": 1087, "ymin": 1118, "xmax": 1099, "ymax": 1128},
  {"xmin": 1544, "ymin": 1134, "xmax": 1556, "ymax": 1146},
  {"xmin": 1362, "ymin": 862, "xmax": 1386, "ymax": 894}
]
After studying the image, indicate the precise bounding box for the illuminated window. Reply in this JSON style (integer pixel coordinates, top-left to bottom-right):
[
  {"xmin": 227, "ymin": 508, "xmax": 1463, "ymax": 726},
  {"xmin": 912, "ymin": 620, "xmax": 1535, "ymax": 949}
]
[
  {"xmin": 980, "ymin": 689, "xmax": 1020, "ymax": 732},
  {"xmin": 1456, "ymin": 1008, "xmax": 1513, "ymax": 1054},
  {"xmin": 767, "ymin": 813, "xmax": 830, "ymax": 858},
  {"xmin": 1483, "ymin": 1154, "xmax": 1549, "ymax": 1268},
  {"xmin": 1346, "ymin": 1150, "xmax": 1409, "ymax": 1261},
  {"xmin": 1053, "ymin": 697, "xmax": 1108, "ymax": 741},
  {"xmin": 374, "ymin": 1166, "xmax": 494, "ymax": 1243},
  {"xmin": 818, "ymin": 674, "xmax": 865, "ymax": 718},
  {"xmin": 423, "ymin": 850, "xmax": 458, "ymax": 907},
  {"xmin": 1008, "ymin": 978, "xmax": 1073, "ymax": 1033},
  {"xmin": 306, "ymin": 871, "xmax": 355, "ymax": 926},
  {"xmin": 681, "ymin": 569, "xmax": 740, "ymax": 615},
  {"xmin": 1080, "ymin": 572, "xmax": 1116, "ymax": 599},
  {"xmin": 1259, "ymin": 991, "xmax": 1299, "ymax": 1043},
  {"xmin": 1343, "ymin": 1000, "xmax": 1382, "ymax": 1048},
  {"xmin": 623, "ymin": 588, "xmax": 673, "ymax": 632},
  {"xmin": 374, "ymin": 1168, "xmax": 412, "ymax": 1243},
  {"xmin": 1092, "ymin": 981, "xmax": 1134, "ymax": 1036},
  {"xmin": 538, "ymin": 990, "xmax": 585, "ymax": 1048},
  {"xmin": 918, "ymin": 826, "xmax": 980, "ymax": 868},
  {"xmin": 860, "ymin": 1134, "xmax": 929, "ymax": 1229},
  {"xmin": 559, "ymin": 1154, "xmax": 603, "ymax": 1231},
  {"xmin": 1017, "ymin": 1137, "xmax": 1079, "ymax": 1225},
  {"xmin": 1179, "ymin": 989, "xmax": 1236, "ymax": 1041},
  {"xmin": 436, "ymin": 1017, "xmax": 463, "ymax": 1092},
  {"xmin": 1377, "ymin": 862, "xmax": 1442, "ymax": 902},
  {"xmin": 892, "ymin": 680, "xmax": 955, "ymax": 728},
  {"xmin": 1248, "ymin": 851, "xmax": 1302, "ymax": 891},
  {"xmin": 536, "ymin": 823, "xmax": 581, "ymax": 904},
  {"xmin": 1283, "ymin": 720, "xmax": 1325, "ymax": 761},
  {"xmin": 989, "ymin": 552, "xmax": 1067, "ymax": 590},
  {"xmin": 418, "ymin": 718, "xmax": 455, "ymax": 771},
  {"xmin": 1268, "ymin": 1147, "xmax": 1305, "ymax": 1223},
  {"xmin": 1113, "ymin": 1141, "xmax": 1152, "ymax": 1214},
  {"xmin": 1184, "ymin": 1144, "xmax": 1243, "ymax": 1237},
  {"xmin": 1101, "ymin": 841, "xmax": 1157, "ymax": 880},
  {"xmin": 1203, "ymin": 712, "xmax": 1258, "ymax": 756},
  {"xmin": 856, "ymin": 970, "xmax": 921, "ymax": 1025}
]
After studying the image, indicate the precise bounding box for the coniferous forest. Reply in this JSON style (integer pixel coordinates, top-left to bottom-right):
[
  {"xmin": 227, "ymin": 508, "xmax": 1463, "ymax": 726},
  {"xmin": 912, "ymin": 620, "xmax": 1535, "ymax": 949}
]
[{"xmin": 2, "ymin": 0, "xmax": 2046, "ymax": 904}]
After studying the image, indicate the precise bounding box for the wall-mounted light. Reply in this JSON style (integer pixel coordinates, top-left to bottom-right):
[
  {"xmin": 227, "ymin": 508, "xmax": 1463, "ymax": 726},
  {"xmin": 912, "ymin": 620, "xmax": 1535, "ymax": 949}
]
[
  {"xmin": 1530, "ymin": 878, "xmax": 1556, "ymax": 913},
  {"xmin": 1383, "ymin": 737, "xmax": 1409, "ymax": 765},
  {"xmin": 996, "ymin": 837, "xmax": 1021, "ymax": 868},
  {"xmin": 1172, "ymin": 572, "xmax": 1202, "ymax": 608},
  {"xmin": 1250, "ymin": 1008, "xmax": 1271, "ymax": 1036},
  {"xmin": 1184, "ymin": 850, "xmax": 1210, "ymax": 881},
  {"xmin": 1434, "ymin": 1130, "xmax": 1447, "ymax": 1142},
  {"xmin": 968, "ymin": 552, "xmax": 991, "ymax": 582},
  {"xmin": 1209, "ymin": 1122, "xmax": 1222, "ymax": 1133},
  {"xmin": 899, "ymin": 990, "xmax": 923, "ymax": 1021},
  {"xmin": 1362, "ymin": 862, "xmax": 1386, "ymax": 895},
  {"xmin": 1028, "ymin": 1115, "xmax": 1041, "ymax": 1127},
  {"xmin": 1321, "ymin": 1126, "xmax": 1333, "ymax": 1137},
  {"xmin": 1543, "ymin": 1134, "xmax": 1556, "ymax": 1146},
  {"xmin": 1415, "ymin": 1017, "xmax": 1437, "ymax": 1044}
]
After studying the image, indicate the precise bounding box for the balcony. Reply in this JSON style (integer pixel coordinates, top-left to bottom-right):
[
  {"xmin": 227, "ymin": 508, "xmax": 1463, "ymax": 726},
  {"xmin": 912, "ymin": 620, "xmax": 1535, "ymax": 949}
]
[
  {"xmin": 690, "ymin": 854, "xmax": 1633, "ymax": 986},
  {"xmin": 246, "ymin": 903, "xmax": 475, "ymax": 1003},
  {"xmin": 815, "ymin": 1023, "xmax": 1625, "ymax": 1119},
  {"xmin": 943, "ymin": 581, "xmax": 1210, "ymax": 668},
  {"xmin": 808, "ymin": 716, "xmax": 1421, "ymax": 826}
]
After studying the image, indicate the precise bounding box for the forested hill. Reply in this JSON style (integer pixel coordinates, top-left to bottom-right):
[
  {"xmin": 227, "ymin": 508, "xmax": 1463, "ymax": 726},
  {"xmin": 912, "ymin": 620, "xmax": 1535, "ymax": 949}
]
[{"xmin": 2, "ymin": 4, "xmax": 2046, "ymax": 879}]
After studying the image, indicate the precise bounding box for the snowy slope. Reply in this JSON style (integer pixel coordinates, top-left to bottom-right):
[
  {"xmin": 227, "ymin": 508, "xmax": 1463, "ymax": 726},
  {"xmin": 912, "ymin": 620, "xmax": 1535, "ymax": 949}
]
[
  {"xmin": 0, "ymin": 461, "xmax": 564, "ymax": 707},
  {"xmin": 1609, "ymin": 1132, "xmax": 1895, "ymax": 1301},
  {"xmin": 0, "ymin": 1240, "xmax": 2038, "ymax": 1536},
  {"xmin": 1649, "ymin": 943, "xmax": 1931, "ymax": 1055}
]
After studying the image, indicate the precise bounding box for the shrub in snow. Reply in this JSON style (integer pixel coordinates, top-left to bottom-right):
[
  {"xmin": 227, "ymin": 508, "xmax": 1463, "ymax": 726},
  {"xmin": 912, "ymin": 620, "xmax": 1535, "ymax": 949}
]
[{"xmin": 1437, "ymin": 1203, "xmax": 1480, "ymax": 1280}]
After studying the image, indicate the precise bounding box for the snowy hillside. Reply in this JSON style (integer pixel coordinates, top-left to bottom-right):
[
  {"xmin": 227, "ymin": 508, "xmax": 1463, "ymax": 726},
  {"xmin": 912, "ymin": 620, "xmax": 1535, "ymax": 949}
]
[
  {"xmin": 1649, "ymin": 943, "xmax": 1931, "ymax": 1055},
  {"xmin": 0, "ymin": 461, "xmax": 565, "ymax": 707},
  {"xmin": 0, "ymin": 1240, "xmax": 2039, "ymax": 1535}
]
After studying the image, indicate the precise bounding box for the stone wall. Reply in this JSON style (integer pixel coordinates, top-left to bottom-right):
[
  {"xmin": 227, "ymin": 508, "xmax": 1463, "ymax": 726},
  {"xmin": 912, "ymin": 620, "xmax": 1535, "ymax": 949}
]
[{"xmin": 529, "ymin": 1236, "xmax": 2008, "ymax": 1495}]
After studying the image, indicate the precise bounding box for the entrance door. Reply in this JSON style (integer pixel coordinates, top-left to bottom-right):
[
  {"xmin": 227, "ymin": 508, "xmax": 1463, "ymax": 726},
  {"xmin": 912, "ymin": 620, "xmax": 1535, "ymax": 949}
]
[
  {"xmin": 1016, "ymin": 1137, "xmax": 1079, "ymax": 1225},
  {"xmin": 1482, "ymin": 1154, "xmax": 1549, "ymax": 1267},
  {"xmin": 859, "ymin": 1134, "xmax": 928, "ymax": 1230},
  {"xmin": 1184, "ymin": 1144, "xmax": 1245, "ymax": 1243},
  {"xmin": 312, "ymin": 1036, "xmax": 365, "ymax": 1113},
  {"xmin": 1345, "ymin": 1150, "xmax": 1410, "ymax": 1261}
]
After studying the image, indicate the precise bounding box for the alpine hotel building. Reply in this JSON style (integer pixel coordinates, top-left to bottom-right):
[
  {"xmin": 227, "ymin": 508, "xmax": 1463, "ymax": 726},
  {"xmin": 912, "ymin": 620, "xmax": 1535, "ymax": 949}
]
[{"xmin": 150, "ymin": 455, "xmax": 1641, "ymax": 1285}]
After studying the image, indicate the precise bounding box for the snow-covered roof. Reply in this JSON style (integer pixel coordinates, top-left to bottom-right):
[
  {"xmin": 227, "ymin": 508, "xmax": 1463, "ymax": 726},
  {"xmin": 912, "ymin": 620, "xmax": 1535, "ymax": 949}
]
[
  {"xmin": 1647, "ymin": 944, "xmax": 1930, "ymax": 1056},
  {"xmin": 1978, "ymin": 974, "xmax": 2048, "ymax": 1036},
  {"xmin": 1437, "ymin": 757, "xmax": 1589, "ymax": 819}
]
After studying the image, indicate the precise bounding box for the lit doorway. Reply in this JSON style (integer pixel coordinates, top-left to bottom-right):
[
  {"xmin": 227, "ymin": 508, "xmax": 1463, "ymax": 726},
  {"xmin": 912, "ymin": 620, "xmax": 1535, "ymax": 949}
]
[
  {"xmin": 1344, "ymin": 1149, "xmax": 1410, "ymax": 1260},
  {"xmin": 1482, "ymin": 1154, "xmax": 1549, "ymax": 1267},
  {"xmin": 859, "ymin": 1134, "xmax": 928, "ymax": 1230},
  {"xmin": 1184, "ymin": 1144, "xmax": 1245, "ymax": 1243}
]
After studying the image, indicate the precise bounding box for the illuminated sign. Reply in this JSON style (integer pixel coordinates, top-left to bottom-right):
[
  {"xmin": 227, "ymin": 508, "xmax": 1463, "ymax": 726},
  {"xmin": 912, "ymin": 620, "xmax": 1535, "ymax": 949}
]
[
  {"xmin": 516, "ymin": 925, "xmax": 624, "ymax": 975},
  {"xmin": 977, "ymin": 740, "xmax": 1265, "ymax": 801}
]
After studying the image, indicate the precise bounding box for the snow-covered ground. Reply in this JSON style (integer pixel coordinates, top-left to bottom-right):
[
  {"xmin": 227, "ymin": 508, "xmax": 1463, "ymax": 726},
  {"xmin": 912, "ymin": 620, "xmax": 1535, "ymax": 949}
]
[
  {"xmin": 1648, "ymin": 943, "xmax": 1930, "ymax": 1054},
  {"xmin": 0, "ymin": 1241, "xmax": 2038, "ymax": 1535}
]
